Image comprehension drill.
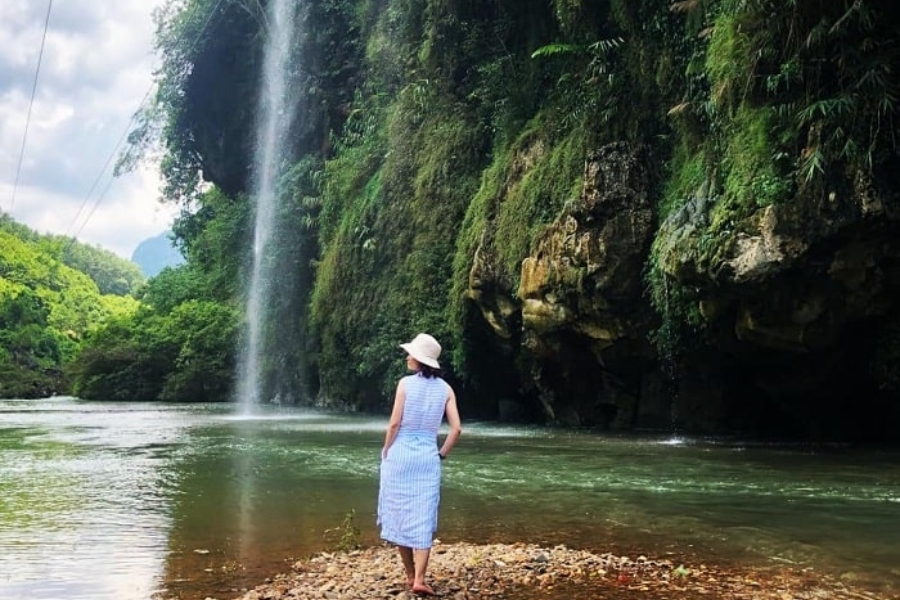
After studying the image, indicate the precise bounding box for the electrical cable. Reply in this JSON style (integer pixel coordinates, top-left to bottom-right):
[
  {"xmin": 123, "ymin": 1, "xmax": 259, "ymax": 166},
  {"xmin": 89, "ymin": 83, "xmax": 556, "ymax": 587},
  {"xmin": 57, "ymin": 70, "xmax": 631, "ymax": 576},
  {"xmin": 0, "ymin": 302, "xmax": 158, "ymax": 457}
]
[
  {"xmin": 64, "ymin": 0, "xmax": 230, "ymax": 251},
  {"xmin": 63, "ymin": 85, "xmax": 153, "ymax": 241},
  {"xmin": 7, "ymin": 0, "xmax": 54, "ymax": 215}
]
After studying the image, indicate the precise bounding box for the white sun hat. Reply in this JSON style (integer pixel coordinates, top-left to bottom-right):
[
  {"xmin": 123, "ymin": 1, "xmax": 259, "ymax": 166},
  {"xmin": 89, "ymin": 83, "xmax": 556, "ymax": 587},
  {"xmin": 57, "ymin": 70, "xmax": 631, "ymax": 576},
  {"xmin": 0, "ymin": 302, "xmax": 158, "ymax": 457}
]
[{"xmin": 400, "ymin": 333, "xmax": 442, "ymax": 369}]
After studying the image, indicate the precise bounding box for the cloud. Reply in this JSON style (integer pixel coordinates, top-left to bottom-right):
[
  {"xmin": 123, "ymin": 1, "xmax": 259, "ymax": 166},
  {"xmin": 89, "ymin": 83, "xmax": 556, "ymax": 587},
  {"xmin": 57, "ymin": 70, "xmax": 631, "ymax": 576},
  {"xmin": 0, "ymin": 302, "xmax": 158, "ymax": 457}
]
[{"xmin": 0, "ymin": 0, "xmax": 176, "ymax": 259}]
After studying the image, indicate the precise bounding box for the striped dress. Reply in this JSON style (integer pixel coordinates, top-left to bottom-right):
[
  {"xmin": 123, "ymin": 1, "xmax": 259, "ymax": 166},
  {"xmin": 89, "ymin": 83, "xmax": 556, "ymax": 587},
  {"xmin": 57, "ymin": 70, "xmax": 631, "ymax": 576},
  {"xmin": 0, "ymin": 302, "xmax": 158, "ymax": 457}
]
[{"xmin": 377, "ymin": 373, "xmax": 450, "ymax": 549}]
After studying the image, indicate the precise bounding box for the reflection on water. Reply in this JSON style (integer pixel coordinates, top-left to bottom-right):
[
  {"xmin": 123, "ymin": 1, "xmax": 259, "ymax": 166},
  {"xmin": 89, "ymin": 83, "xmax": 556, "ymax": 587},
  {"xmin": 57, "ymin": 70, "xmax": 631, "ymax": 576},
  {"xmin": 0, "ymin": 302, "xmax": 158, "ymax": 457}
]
[{"xmin": 0, "ymin": 398, "xmax": 898, "ymax": 600}]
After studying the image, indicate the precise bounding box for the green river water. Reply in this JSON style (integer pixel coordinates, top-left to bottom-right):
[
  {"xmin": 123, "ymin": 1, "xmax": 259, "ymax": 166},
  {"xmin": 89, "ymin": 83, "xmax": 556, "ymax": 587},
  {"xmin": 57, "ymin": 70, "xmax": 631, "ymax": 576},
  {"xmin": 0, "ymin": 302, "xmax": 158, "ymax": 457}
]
[{"xmin": 0, "ymin": 398, "xmax": 897, "ymax": 599}]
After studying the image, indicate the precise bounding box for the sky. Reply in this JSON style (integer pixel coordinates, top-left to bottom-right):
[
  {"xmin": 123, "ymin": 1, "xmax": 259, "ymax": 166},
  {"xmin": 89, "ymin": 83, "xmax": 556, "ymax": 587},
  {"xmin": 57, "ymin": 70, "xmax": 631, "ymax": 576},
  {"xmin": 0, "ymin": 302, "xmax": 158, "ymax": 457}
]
[{"xmin": 0, "ymin": 0, "xmax": 178, "ymax": 260}]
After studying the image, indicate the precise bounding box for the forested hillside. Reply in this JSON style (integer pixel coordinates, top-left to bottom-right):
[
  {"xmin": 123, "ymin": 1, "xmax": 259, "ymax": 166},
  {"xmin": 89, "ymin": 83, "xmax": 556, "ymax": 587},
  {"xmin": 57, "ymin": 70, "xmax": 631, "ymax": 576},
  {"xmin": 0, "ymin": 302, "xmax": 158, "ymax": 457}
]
[
  {"xmin": 0, "ymin": 216, "xmax": 140, "ymax": 397},
  {"xmin": 91, "ymin": 0, "xmax": 899, "ymax": 440},
  {"xmin": 0, "ymin": 214, "xmax": 237, "ymax": 401},
  {"xmin": 0, "ymin": 215, "xmax": 145, "ymax": 296}
]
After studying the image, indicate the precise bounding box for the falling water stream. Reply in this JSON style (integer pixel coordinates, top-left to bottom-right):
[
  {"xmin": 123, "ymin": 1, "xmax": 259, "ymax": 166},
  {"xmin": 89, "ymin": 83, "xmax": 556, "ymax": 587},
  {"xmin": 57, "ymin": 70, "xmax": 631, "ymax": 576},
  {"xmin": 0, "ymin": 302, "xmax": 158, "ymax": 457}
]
[{"xmin": 236, "ymin": 0, "xmax": 302, "ymax": 412}]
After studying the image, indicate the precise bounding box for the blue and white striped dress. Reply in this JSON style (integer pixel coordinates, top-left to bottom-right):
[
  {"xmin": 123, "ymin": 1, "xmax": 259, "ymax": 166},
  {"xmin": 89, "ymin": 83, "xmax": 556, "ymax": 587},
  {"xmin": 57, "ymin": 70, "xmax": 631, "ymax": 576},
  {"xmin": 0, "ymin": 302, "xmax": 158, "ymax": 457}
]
[{"xmin": 377, "ymin": 373, "xmax": 450, "ymax": 549}]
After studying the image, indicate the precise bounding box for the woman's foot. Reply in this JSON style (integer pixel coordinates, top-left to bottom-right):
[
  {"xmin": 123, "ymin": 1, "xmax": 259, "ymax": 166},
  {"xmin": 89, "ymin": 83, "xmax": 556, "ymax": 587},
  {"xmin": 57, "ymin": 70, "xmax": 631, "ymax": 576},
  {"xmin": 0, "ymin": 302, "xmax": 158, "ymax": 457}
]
[
  {"xmin": 406, "ymin": 576, "xmax": 415, "ymax": 589},
  {"xmin": 411, "ymin": 583, "xmax": 435, "ymax": 596}
]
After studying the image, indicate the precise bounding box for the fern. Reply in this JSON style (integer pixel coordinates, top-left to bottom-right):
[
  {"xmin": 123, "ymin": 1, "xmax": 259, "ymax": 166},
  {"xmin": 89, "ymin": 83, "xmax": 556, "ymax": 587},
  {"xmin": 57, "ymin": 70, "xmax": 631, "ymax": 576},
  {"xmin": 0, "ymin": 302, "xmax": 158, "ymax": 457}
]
[{"xmin": 530, "ymin": 43, "xmax": 582, "ymax": 59}]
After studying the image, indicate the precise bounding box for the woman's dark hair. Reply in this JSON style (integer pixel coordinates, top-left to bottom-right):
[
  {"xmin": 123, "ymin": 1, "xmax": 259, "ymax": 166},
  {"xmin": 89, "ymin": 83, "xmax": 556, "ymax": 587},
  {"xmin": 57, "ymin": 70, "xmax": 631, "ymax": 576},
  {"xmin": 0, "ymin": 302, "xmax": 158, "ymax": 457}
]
[{"xmin": 418, "ymin": 364, "xmax": 442, "ymax": 379}]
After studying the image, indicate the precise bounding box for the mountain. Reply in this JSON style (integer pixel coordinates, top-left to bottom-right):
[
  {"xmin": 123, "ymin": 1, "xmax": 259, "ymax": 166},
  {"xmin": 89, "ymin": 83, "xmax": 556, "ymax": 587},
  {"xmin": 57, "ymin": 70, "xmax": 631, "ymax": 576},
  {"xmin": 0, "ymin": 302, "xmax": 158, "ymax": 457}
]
[{"xmin": 131, "ymin": 231, "xmax": 184, "ymax": 278}]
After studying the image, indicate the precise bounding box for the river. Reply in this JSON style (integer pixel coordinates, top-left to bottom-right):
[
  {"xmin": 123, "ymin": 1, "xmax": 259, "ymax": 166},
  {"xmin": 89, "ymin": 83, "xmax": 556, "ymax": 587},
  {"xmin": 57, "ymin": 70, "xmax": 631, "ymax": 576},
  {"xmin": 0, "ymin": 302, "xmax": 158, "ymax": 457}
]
[{"xmin": 0, "ymin": 398, "xmax": 897, "ymax": 599}]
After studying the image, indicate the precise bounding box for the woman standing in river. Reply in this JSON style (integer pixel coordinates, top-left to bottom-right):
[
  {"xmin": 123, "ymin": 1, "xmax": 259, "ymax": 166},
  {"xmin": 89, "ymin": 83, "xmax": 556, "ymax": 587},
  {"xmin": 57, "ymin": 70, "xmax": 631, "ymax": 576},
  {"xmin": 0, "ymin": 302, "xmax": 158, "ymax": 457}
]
[{"xmin": 377, "ymin": 333, "xmax": 462, "ymax": 595}]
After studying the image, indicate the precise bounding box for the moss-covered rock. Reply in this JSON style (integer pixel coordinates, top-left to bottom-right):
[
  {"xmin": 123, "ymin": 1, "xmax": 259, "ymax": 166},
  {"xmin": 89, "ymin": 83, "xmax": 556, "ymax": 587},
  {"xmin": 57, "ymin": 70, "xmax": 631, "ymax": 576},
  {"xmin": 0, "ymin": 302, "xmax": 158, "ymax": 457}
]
[{"xmin": 140, "ymin": 0, "xmax": 900, "ymax": 440}]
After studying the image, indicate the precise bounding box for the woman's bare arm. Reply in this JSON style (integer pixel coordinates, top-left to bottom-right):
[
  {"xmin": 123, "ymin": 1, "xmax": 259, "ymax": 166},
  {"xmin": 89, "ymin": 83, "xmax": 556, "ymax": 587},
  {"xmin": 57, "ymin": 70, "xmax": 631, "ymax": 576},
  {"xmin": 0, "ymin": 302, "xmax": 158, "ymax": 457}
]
[
  {"xmin": 439, "ymin": 387, "xmax": 462, "ymax": 458},
  {"xmin": 382, "ymin": 379, "xmax": 406, "ymax": 459}
]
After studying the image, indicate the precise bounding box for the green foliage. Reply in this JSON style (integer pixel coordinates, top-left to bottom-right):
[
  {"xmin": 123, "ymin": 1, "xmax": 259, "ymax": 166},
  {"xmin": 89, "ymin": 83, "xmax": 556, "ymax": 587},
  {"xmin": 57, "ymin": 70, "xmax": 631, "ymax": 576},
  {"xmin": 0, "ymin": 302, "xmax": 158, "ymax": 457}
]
[
  {"xmin": 0, "ymin": 290, "xmax": 61, "ymax": 376},
  {"xmin": 645, "ymin": 0, "xmax": 900, "ymax": 364},
  {"xmin": 324, "ymin": 509, "xmax": 361, "ymax": 552},
  {"xmin": 318, "ymin": 87, "xmax": 388, "ymax": 248},
  {"xmin": 455, "ymin": 117, "xmax": 587, "ymax": 296},
  {"xmin": 530, "ymin": 43, "xmax": 581, "ymax": 59},
  {"xmin": 701, "ymin": 0, "xmax": 899, "ymax": 182},
  {"xmin": 0, "ymin": 206, "xmax": 240, "ymax": 402},
  {"xmin": 644, "ymin": 262, "xmax": 705, "ymax": 363},
  {"xmin": 498, "ymin": 138, "xmax": 583, "ymax": 278},
  {"xmin": 138, "ymin": 264, "xmax": 207, "ymax": 314},
  {"xmin": 659, "ymin": 142, "xmax": 707, "ymax": 221},
  {"xmin": 704, "ymin": 10, "xmax": 750, "ymax": 112},
  {"xmin": 48, "ymin": 238, "xmax": 144, "ymax": 296},
  {"xmin": 67, "ymin": 186, "xmax": 244, "ymax": 401},
  {"xmin": 467, "ymin": 54, "xmax": 533, "ymax": 149},
  {"xmin": 284, "ymin": 157, "xmax": 325, "ymax": 233},
  {"xmin": 446, "ymin": 116, "xmax": 588, "ymax": 374},
  {"xmin": 69, "ymin": 314, "xmax": 168, "ymax": 401},
  {"xmin": 0, "ymin": 286, "xmax": 49, "ymax": 329},
  {"xmin": 71, "ymin": 300, "xmax": 238, "ymax": 402},
  {"xmin": 0, "ymin": 222, "xmax": 138, "ymax": 398},
  {"xmin": 312, "ymin": 85, "xmax": 485, "ymax": 406},
  {"xmin": 550, "ymin": 0, "xmax": 606, "ymax": 39},
  {"xmin": 674, "ymin": 564, "xmax": 691, "ymax": 578},
  {"xmin": 719, "ymin": 106, "xmax": 793, "ymax": 211},
  {"xmin": 172, "ymin": 187, "xmax": 251, "ymax": 302},
  {"xmin": 313, "ymin": 0, "xmax": 677, "ymax": 398},
  {"xmin": 531, "ymin": 36, "xmax": 626, "ymax": 134},
  {"xmin": 158, "ymin": 300, "xmax": 238, "ymax": 401},
  {"xmin": 126, "ymin": 0, "xmax": 365, "ymax": 211},
  {"xmin": 101, "ymin": 0, "xmax": 900, "ymax": 420},
  {"xmin": 0, "ymin": 230, "xmax": 138, "ymax": 334},
  {"xmin": 0, "ymin": 214, "xmax": 144, "ymax": 296},
  {"xmin": 121, "ymin": 0, "xmax": 263, "ymax": 204}
]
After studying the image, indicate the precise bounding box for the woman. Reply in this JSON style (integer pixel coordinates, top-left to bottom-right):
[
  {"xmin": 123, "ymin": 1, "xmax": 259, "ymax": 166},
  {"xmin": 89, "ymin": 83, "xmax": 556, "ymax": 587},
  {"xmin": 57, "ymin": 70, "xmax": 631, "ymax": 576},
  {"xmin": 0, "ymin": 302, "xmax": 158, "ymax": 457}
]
[{"xmin": 377, "ymin": 333, "xmax": 462, "ymax": 596}]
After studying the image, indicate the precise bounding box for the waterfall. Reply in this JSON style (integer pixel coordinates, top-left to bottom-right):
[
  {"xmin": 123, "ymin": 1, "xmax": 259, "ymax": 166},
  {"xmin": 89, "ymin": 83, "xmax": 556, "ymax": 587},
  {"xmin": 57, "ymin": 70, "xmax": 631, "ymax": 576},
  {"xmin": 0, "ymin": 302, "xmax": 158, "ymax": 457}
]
[{"xmin": 236, "ymin": 0, "xmax": 303, "ymax": 412}]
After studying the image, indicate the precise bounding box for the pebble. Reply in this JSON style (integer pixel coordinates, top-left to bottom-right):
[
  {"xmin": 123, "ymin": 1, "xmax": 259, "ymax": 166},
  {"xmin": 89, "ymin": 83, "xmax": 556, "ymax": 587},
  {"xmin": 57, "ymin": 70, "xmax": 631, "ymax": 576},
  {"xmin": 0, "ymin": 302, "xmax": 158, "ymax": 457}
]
[{"xmin": 219, "ymin": 541, "xmax": 893, "ymax": 600}]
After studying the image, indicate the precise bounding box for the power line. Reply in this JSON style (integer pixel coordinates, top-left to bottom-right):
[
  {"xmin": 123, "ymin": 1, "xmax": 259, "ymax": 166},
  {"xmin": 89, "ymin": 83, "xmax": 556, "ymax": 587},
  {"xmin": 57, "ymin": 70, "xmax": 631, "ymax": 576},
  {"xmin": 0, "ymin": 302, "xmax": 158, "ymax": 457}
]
[
  {"xmin": 63, "ymin": 85, "xmax": 154, "ymax": 240},
  {"xmin": 7, "ymin": 0, "xmax": 54, "ymax": 214},
  {"xmin": 65, "ymin": 0, "xmax": 230, "ymax": 250}
]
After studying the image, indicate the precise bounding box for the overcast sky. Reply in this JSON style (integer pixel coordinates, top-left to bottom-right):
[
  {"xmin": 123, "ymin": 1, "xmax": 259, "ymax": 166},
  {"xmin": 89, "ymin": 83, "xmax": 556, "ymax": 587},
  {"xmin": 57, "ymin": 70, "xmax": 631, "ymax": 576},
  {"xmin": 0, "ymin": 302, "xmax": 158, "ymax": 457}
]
[{"xmin": 0, "ymin": 0, "xmax": 178, "ymax": 259}]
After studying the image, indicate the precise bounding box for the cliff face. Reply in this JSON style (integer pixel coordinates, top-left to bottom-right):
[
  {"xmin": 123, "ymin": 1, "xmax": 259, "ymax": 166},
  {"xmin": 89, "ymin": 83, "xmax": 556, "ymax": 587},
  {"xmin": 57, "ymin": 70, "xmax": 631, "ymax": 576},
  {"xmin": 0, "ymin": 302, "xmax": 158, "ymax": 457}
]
[
  {"xmin": 445, "ymin": 1, "xmax": 900, "ymax": 440},
  {"xmin": 469, "ymin": 142, "xmax": 658, "ymax": 428},
  {"xmin": 653, "ymin": 167, "xmax": 900, "ymax": 438},
  {"xmin": 465, "ymin": 138, "xmax": 900, "ymax": 438},
  {"xmin": 153, "ymin": 0, "xmax": 900, "ymax": 439},
  {"xmin": 303, "ymin": 0, "xmax": 900, "ymax": 440}
]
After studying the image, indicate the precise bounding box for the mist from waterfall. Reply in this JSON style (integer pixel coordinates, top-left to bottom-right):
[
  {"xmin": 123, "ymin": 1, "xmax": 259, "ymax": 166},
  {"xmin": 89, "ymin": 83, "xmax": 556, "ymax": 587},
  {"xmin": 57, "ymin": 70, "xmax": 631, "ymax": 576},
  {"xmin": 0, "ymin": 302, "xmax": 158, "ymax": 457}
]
[{"xmin": 236, "ymin": 0, "xmax": 302, "ymax": 413}]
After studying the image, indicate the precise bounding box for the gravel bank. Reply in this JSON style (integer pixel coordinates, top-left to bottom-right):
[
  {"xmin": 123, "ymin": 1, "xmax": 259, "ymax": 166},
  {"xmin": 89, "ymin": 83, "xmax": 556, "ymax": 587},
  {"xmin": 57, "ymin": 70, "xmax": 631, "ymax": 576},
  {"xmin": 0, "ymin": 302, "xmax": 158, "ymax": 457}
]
[{"xmin": 224, "ymin": 541, "xmax": 890, "ymax": 600}]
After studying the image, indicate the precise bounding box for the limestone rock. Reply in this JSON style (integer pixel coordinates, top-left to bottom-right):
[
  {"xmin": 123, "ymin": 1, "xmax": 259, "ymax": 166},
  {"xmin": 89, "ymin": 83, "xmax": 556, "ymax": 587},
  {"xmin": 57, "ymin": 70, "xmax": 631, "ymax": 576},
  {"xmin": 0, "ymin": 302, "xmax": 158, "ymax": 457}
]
[{"xmin": 467, "ymin": 141, "xmax": 657, "ymax": 427}]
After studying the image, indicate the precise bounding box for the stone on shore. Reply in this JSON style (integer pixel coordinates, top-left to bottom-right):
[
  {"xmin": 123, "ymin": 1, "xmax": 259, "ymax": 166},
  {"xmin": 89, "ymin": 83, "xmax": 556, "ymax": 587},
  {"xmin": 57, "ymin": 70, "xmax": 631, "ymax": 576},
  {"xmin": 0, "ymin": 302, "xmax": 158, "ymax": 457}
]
[{"xmin": 227, "ymin": 541, "xmax": 890, "ymax": 600}]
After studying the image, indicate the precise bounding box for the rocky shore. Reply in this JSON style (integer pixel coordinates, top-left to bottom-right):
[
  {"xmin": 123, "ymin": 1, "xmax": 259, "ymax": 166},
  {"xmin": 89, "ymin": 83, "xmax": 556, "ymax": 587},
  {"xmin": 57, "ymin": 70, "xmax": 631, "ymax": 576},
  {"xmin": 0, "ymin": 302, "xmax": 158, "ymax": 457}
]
[{"xmin": 227, "ymin": 541, "xmax": 890, "ymax": 600}]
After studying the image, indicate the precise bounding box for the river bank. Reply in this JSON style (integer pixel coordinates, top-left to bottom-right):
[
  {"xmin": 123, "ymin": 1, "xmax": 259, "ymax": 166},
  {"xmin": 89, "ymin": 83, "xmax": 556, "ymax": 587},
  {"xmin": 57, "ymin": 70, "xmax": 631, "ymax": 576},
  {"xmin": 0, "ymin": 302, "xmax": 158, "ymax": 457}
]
[{"xmin": 228, "ymin": 541, "xmax": 891, "ymax": 600}]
